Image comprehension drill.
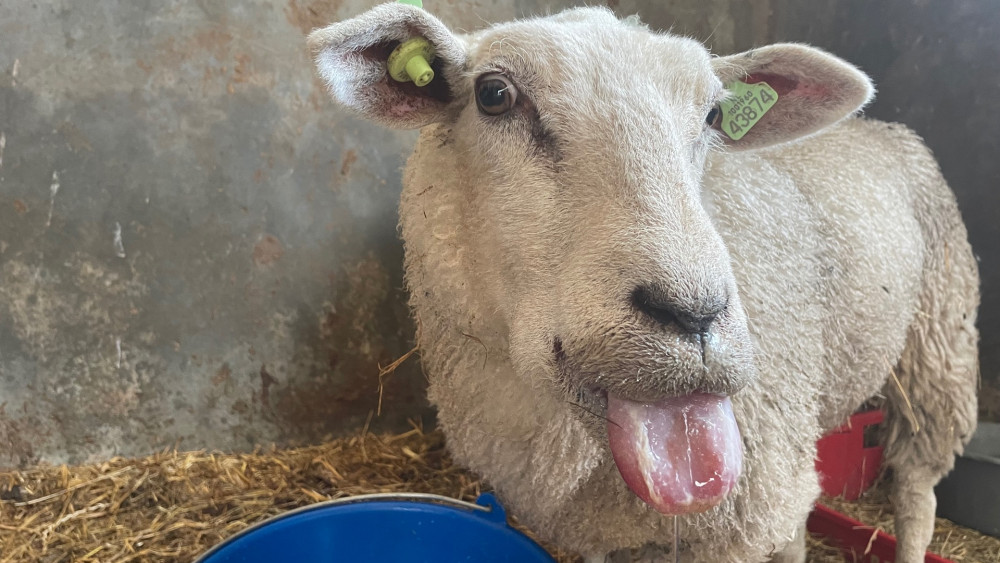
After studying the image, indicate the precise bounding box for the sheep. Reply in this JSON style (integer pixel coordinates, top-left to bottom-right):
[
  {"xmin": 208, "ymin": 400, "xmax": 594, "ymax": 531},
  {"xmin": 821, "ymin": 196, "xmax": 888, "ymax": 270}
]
[{"xmin": 307, "ymin": 4, "xmax": 980, "ymax": 562}]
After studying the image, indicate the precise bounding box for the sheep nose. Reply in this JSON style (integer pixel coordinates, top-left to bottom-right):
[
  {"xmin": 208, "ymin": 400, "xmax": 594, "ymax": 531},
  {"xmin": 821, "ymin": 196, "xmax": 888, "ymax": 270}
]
[{"xmin": 631, "ymin": 286, "xmax": 727, "ymax": 334}]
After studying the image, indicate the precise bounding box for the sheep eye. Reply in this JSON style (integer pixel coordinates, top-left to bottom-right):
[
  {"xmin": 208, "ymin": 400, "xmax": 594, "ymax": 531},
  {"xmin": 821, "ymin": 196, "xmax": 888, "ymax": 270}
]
[
  {"xmin": 476, "ymin": 74, "xmax": 517, "ymax": 116},
  {"xmin": 705, "ymin": 106, "xmax": 721, "ymax": 127}
]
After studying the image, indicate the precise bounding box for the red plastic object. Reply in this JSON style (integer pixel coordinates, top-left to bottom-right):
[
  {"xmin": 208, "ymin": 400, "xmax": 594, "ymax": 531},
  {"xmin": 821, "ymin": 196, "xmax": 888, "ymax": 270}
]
[
  {"xmin": 815, "ymin": 409, "xmax": 885, "ymax": 500},
  {"xmin": 807, "ymin": 503, "xmax": 952, "ymax": 563}
]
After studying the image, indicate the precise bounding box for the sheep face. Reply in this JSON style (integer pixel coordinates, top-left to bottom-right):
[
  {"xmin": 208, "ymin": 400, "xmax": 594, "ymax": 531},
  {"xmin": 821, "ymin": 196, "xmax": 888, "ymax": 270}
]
[{"xmin": 453, "ymin": 15, "xmax": 757, "ymax": 419}]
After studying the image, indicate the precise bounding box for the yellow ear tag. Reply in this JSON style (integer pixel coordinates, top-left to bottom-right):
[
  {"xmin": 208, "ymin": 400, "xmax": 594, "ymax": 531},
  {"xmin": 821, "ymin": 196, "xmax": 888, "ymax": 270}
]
[
  {"xmin": 719, "ymin": 81, "xmax": 779, "ymax": 140},
  {"xmin": 388, "ymin": 37, "xmax": 435, "ymax": 87}
]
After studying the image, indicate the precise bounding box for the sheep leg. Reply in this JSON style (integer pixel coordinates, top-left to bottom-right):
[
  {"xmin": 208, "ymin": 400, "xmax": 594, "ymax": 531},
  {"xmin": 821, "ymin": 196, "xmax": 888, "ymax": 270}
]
[
  {"xmin": 882, "ymin": 219, "xmax": 979, "ymax": 563},
  {"xmin": 767, "ymin": 524, "xmax": 805, "ymax": 563},
  {"xmin": 884, "ymin": 330, "xmax": 977, "ymax": 563},
  {"xmin": 892, "ymin": 468, "xmax": 938, "ymax": 562}
]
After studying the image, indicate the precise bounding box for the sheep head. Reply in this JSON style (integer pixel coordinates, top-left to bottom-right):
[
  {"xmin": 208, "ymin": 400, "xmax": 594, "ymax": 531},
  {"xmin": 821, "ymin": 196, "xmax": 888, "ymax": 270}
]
[{"xmin": 309, "ymin": 3, "xmax": 873, "ymax": 517}]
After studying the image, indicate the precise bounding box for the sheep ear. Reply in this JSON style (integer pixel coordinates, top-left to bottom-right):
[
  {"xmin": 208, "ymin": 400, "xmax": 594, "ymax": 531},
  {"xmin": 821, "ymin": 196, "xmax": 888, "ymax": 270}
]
[
  {"xmin": 711, "ymin": 44, "xmax": 874, "ymax": 150},
  {"xmin": 307, "ymin": 3, "xmax": 467, "ymax": 129}
]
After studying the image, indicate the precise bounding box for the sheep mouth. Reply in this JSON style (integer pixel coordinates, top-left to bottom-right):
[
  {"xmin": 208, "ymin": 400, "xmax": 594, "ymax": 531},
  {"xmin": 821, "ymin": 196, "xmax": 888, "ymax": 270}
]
[
  {"xmin": 552, "ymin": 329, "xmax": 750, "ymax": 404},
  {"xmin": 569, "ymin": 385, "xmax": 609, "ymax": 421},
  {"xmin": 554, "ymin": 338, "xmax": 744, "ymax": 516},
  {"xmin": 554, "ymin": 337, "xmax": 610, "ymax": 422}
]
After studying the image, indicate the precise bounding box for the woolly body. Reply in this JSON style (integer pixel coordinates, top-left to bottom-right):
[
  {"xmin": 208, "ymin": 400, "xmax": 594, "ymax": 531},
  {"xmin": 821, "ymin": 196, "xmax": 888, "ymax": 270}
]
[{"xmin": 309, "ymin": 6, "xmax": 979, "ymax": 561}]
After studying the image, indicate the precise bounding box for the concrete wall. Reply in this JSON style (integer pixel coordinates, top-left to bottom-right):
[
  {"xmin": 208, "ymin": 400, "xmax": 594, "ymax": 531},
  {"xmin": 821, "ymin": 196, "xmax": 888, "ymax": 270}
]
[{"xmin": 0, "ymin": 0, "xmax": 997, "ymax": 468}]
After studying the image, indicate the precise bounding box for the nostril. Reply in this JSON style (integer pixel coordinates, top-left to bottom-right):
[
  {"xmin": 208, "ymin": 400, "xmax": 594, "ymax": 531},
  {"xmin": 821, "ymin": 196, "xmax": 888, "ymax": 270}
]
[
  {"xmin": 630, "ymin": 286, "xmax": 726, "ymax": 334},
  {"xmin": 674, "ymin": 310, "xmax": 720, "ymax": 334},
  {"xmin": 631, "ymin": 287, "xmax": 681, "ymax": 328}
]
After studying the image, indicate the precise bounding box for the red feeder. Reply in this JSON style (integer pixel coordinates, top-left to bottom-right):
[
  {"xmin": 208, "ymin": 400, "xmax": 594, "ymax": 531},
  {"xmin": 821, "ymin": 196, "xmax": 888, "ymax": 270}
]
[
  {"xmin": 807, "ymin": 504, "xmax": 952, "ymax": 563},
  {"xmin": 815, "ymin": 409, "xmax": 885, "ymax": 500}
]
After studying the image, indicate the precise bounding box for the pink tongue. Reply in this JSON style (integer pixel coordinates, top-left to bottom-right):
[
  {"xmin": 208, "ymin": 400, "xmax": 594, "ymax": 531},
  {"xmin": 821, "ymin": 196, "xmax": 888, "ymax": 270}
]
[{"xmin": 607, "ymin": 393, "xmax": 743, "ymax": 515}]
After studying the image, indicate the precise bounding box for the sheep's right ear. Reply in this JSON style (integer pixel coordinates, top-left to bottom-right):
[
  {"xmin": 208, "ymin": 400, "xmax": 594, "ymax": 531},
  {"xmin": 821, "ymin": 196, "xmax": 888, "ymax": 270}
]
[
  {"xmin": 711, "ymin": 44, "xmax": 874, "ymax": 150},
  {"xmin": 307, "ymin": 3, "xmax": 467, "ymax": 129}
]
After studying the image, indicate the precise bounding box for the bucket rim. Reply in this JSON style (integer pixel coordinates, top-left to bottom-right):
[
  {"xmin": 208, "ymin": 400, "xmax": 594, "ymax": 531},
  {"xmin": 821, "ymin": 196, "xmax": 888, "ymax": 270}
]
[{"xmin": 194, "ymin": 492, "xmax": 496, "ymax": 562}]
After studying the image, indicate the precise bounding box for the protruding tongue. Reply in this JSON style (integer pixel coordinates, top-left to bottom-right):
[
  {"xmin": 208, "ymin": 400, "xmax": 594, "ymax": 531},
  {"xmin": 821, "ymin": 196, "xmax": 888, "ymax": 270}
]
[{"xmin": 607, "ymin": 393, "xmax": 742, "ymax": 515}]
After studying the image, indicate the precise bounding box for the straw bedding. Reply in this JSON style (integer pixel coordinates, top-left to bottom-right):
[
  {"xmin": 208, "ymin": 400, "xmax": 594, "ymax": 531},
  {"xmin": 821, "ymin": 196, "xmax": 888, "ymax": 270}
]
[{"xmin": 1, "ymin": 424, "xmax": 997, "ymax": 562}]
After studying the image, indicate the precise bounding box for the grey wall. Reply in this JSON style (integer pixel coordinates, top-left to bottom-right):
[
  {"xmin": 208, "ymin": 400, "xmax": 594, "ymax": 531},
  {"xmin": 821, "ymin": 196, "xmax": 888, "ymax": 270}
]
[{"xmin": 0, "ymin": 0, "xmax": 997, "ymax": 468}]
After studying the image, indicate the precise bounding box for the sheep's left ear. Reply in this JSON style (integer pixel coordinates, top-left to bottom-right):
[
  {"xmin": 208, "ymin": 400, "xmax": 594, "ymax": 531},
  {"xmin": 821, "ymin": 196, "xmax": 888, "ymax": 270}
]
[
  {"xmin": 711, "ymin": 44, "xmax": 874, "ymax": 150},
  {"xmin": 307, "ymin": 3, "xmax": 467, "ymax": 129}
]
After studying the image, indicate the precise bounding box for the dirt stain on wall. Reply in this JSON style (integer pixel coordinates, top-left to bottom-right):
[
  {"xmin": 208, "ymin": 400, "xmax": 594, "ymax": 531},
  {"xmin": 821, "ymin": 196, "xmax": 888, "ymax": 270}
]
[
  {"xmin": 213, "ymin": 363, "xmax": 232, "ymax": 386},
  {"xmin": 0, "ymin": 409, "xmax": 39, "ymax": 468},
  {"xmin": 340, "ymin": 149, "xmax": 357, "ymax": 177},
  {"xmin": 267, "ymin": 253, "xmax": 427, "ymax": 440},
  {"xmin": 260, "ymin": 365, "xmax": 278, "ymax": 408},
  {"xmin": 253, "ymin": 235, "xmax": 284, "ymax": 266}
]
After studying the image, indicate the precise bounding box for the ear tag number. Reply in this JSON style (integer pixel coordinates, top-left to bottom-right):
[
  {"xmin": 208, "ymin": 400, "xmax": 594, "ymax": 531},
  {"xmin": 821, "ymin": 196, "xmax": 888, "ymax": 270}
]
[{"xmin": 720, "ymin": 81, "xmax": 778, "ymax": 140}]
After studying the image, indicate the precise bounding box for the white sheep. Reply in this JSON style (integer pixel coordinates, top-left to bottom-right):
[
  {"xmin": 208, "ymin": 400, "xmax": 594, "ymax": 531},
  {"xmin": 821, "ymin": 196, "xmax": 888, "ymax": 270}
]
[{"xmin": 308, "ymin": 4, "xmax": 980, "ymax": 562}]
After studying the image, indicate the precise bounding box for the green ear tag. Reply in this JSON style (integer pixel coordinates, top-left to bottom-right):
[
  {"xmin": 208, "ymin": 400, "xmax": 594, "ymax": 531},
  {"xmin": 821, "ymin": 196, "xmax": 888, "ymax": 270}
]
[
  {"xmin": 387, "ymin": 37, "xmax": 435, "ymax": 86},
  {"xmin": 719, "ymin": 81, "xmax": 779, "ymax": 140},
  {"xmin": 389, "ymin": 0, "xmax": 434, "ymax": 86}
]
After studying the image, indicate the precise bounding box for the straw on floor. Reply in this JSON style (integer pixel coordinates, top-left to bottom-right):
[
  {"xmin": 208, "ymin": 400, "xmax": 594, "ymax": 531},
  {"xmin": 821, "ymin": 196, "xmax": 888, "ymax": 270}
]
[{"xmin": 1, "ymin": 423, "xmax": 997, "ymax": 562}]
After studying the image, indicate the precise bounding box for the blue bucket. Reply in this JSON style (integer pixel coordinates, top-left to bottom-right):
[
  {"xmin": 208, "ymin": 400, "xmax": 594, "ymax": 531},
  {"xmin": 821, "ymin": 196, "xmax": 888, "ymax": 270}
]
[{"xmin": 195, "ymin": 492, "xmax": 556, "ymax": 563}]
